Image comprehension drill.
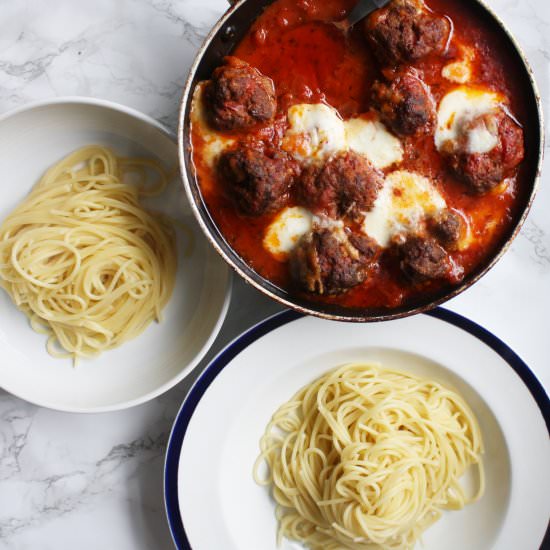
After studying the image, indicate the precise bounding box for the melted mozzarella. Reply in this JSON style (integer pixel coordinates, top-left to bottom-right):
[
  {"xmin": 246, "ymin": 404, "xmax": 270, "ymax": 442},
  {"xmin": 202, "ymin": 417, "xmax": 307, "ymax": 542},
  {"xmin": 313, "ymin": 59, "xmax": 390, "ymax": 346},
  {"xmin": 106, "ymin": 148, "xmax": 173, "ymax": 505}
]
[
  {"xmin": 345, "ymin": 118, "xmax": 403, "ymax": 169},
  {"xmin": 263, "ymin": 207, "xmax": 313, "ymax": 257},
  {"xmin": 362, "ymin": 171, "xmax": 446, "ymax": 247},
  {"xmin": 282, "ymin": 104, "xmax": 346, "ymax": 163},
  {"xmin": 191, "ymin": 82, "xmax": 235, "ymax": 167},
  {"xmin": 442, "ymin": 60, "xmax": 471, "ymax": 84},
  {"xmin": 435, "ymin": 87, "xmax": 502, "ymax": 154},
  {"xmin": 467, "ymin": 124, "xmax": 498, "ymax": 154},
  {"xmin": 313, "ymin": 215, "xmax": 344, "ymax": 231},
  {"xmin": 442, "ymin": 47, "xmax": 474, "ymax": 84},
  {"xmin": 283, "ymin": 103, "xmax": 403, "ymax": 169}
]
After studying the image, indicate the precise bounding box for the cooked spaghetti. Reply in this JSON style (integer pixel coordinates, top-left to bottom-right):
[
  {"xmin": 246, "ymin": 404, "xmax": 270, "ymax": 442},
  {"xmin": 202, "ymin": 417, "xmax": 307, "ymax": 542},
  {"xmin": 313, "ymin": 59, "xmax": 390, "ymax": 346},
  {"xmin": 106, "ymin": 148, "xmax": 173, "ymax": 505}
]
[
  {"xmin": 0, "ymin": 145, "xmax": 177, "ymax": 363},
  {"xmin": 254, "ymin": 363, "xmax": 484, "ymax": 550}
]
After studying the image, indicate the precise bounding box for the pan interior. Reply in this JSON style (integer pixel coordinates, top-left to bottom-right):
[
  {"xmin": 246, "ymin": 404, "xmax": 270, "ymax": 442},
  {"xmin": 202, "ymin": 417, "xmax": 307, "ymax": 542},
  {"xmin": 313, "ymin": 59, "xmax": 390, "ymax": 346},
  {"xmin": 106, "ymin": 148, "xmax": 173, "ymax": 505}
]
[{"xmin": 178, "ymin": 0, "xmax": 542, "ymax": 322}]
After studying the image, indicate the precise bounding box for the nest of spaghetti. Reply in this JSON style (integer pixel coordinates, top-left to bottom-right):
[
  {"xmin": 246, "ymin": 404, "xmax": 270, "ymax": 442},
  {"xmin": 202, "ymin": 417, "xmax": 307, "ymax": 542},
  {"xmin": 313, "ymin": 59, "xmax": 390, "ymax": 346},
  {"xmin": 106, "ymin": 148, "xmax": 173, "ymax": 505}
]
[
  {"xmin": 255, "ymin": 363, "xmax": 485, "ymax": 550},
  {"xmin": 0, "ymin": 145, "xmax": 176, "ymax": 363}
]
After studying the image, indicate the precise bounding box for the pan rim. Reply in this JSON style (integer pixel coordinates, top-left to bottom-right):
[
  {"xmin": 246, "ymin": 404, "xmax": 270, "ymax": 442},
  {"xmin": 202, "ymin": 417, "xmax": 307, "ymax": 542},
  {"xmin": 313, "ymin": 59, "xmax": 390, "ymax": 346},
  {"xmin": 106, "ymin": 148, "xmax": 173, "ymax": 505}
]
[{"xmin": 177, "ymin": 0, "xmax": 544, "ymax": 323}]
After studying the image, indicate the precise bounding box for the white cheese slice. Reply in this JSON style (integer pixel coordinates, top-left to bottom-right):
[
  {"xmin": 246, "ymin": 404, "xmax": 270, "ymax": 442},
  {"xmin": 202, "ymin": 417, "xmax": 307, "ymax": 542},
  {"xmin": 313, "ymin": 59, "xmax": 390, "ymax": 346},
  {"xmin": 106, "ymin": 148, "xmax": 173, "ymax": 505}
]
[
  {"xmin": 282, "ymin": 103, "xmax": 346, "ymax": 164},
  {"xmin": 191, "ymin": 82, "xmax": 235, "ymax": 167},
  {"xmin": 263, "ymin": 207, "xmax": 313, "ymax": 257},
  {"xmin": 345, "ymin": 117, "xmax": 404, "ymax": 169},
  {"xmin": 435, "ymin": 87, "xmax": 502, "ymax": 154},
  {"xmin": 362, "ymin": 170, "xmax": 447, "ymax": 247}
]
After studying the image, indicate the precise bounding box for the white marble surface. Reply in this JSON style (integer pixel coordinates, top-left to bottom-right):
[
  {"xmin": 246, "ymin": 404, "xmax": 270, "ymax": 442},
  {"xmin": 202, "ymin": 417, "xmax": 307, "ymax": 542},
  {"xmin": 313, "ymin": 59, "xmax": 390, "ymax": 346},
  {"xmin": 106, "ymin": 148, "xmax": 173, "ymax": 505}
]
[{"xmin": 0, "ymin": 0, "xmax": 548, "ymax": 548}]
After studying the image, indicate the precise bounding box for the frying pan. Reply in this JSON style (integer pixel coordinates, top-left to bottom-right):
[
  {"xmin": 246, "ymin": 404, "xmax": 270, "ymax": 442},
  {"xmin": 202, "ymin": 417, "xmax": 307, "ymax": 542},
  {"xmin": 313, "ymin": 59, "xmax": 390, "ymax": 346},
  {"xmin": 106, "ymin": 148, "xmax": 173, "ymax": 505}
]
[{"xmin": 177, "ymin": 0, "xmax": 544, "ymax": 322}]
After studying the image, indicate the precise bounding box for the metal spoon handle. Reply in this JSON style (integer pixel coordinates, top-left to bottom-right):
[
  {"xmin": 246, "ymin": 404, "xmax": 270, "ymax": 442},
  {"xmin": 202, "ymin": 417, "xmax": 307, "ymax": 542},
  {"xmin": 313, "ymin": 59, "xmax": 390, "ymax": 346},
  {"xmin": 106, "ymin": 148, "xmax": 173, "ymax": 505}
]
[{"xmin": 346, "ymin": 0, "xmax": 392, "ymax": 28}]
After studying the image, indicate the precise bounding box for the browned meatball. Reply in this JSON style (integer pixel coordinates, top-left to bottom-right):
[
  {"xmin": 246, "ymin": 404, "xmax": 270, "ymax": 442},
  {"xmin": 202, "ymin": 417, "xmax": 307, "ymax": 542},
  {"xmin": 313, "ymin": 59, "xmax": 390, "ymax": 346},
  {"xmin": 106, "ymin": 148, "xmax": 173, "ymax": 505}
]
[
  {"xmin": 443, "ymin": 110, "xmax": 524, "ymax": 194},
  {"xmin": 428, "ymin": 210, "xmax": 462, "ymax": 248},
  {"xmin": 365, "ymin": 0, "xmax": 449, "ymax": 66},
  {"xmin": 218, "ymin": 145, "xmax": 297, "ymax": 216},
  {"xmin": 290, "ymin": 227, "xmax": 379, "ymax": 294},
  {"xmin": 399, "ymin": 236, "xmax": 450, "ymax": 281},
  {"xmin": 297, "ymin": 152, "xmax": 384, "ymax": 219},
  {"xmin": 349, "ymin": 232, "xmax": 380, "ymax": 262},
  {"xmin": 207, "ymin": 57, "xmax": 276, "ymax": 131},
  {"xmin": 371, "ymin": 72, "xmax": 436, "ymax": 135}
]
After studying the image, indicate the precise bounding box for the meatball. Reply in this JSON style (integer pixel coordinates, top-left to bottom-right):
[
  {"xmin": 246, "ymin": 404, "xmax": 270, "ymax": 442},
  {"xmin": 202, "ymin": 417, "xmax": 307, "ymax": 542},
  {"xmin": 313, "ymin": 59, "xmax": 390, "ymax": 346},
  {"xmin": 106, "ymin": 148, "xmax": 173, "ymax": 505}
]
[
  {"xmin": 218, "ymin": 145, "xmax": 297, "ymax": 216},
  {"xmin": 365, "ymin": 0, "xmax": 449, "ymax": 66},
  {"xmin": 399, "ymin": 236, "xmax": 450, "ymax": 281},
  {"xmin": 349, "ymin": 232, "xmax": 380, "ymax": 262},
  {"xmin": 428, "ymin": 210, "xmax": 462, "ymax": 248},
  {"xmin": 297, "ymin": 152, "xmax": 384, "ymax": 218},
  {"xmin": 207, "ymin": 57, "xmax": 277, "ymax": 131},
  {"xmin": 444, "ymin": 110, "xmax": 525, "ymax": 194},
  {"xmin": 290, "ymin": 227, "xmax": 379, "ymax": 294},
  {"xmin": 371, "ymin": 72, "xmax": 436, "ymax": 135}
]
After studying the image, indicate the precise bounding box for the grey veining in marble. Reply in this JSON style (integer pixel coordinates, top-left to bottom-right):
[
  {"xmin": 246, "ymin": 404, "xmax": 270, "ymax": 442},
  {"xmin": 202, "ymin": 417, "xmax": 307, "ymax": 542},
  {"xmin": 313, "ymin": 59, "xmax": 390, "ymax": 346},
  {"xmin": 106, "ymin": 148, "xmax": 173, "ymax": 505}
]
[{"xmin": 0, "ymin": 0, "xmax": 548, "ymax": 549}]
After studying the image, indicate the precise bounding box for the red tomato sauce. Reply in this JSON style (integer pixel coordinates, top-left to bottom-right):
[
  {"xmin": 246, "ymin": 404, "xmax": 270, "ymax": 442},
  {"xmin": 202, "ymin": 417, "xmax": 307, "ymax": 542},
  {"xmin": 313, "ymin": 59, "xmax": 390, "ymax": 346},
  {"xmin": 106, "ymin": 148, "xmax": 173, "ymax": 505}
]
[{"xmin": 191, "ymin": 0, "xmax": 534, "ymax": 310}]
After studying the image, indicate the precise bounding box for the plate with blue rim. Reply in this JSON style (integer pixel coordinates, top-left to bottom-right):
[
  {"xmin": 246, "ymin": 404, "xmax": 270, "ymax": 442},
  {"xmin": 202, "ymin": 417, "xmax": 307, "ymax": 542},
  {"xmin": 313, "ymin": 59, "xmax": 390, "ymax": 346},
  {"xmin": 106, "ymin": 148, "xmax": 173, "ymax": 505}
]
[{"xmin": 164, "ymin": 307, "xmax": 550, "ymax": 550}]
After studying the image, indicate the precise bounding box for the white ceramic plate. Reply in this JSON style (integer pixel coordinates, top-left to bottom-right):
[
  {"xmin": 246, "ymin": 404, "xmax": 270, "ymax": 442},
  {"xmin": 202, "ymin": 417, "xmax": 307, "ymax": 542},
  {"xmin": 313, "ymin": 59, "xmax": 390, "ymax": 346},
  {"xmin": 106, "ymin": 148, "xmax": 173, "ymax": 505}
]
[
  {"xmin": 0, "ymin": 98, "xmax": 231, "ymax": 412},
  {"xmin": 165, "ymin": 309, "xmax": 550, "ymax": 550}
]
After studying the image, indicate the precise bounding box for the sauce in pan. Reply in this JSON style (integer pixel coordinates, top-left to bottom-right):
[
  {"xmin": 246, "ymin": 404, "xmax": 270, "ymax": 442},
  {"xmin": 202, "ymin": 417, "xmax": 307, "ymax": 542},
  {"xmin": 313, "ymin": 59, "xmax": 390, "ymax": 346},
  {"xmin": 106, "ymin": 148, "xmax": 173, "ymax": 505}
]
[{"xmin": 190, "ymin": 0, "xmax": 533, "ymax": 310}]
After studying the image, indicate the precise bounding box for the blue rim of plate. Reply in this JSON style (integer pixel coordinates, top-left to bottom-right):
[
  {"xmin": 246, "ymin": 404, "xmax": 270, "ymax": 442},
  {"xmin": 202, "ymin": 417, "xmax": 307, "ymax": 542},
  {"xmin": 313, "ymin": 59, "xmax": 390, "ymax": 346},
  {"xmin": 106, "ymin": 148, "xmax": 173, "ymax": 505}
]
[{"xmin": 164, "ymin": 307, "xmax": 550, "ymax": 550}]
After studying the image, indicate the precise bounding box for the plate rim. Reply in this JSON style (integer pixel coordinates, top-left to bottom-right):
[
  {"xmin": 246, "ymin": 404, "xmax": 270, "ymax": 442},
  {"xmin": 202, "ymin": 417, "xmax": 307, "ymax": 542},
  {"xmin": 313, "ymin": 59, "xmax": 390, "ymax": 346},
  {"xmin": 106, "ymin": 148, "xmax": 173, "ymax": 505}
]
[
  {"xmin": 163, "ymin": 307, "xmax": 550, "ymax": 550},
  {"xmin": 0, "ymin": 97, "xmax": 233, "ymax": 412},
  {"xmin": 0, "ymin": 95, "xmax": 176, "ymax": 142}
]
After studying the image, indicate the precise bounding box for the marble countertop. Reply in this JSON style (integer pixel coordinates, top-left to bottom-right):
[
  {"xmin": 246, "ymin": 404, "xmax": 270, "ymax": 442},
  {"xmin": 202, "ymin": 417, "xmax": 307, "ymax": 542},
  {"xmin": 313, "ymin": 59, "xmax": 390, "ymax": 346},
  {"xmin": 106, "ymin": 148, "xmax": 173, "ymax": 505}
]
[{"xmin": 0, "ymin": 0, "xmax": 548, "ymax": 548}]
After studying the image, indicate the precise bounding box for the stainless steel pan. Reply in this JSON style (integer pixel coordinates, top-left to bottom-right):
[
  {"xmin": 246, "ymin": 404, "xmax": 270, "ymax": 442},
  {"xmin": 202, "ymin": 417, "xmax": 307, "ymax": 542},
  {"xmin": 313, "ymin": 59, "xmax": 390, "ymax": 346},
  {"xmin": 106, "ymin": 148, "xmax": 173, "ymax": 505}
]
[{"xmin": 177, "ymin": 0, "xmax": 544, "ymax": 322}]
